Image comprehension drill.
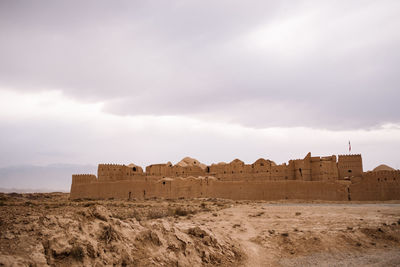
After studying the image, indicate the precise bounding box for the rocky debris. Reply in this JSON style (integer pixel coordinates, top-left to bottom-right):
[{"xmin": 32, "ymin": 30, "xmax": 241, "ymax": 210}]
[
  {"xmin": 135, "ymin": 229, "xmax": 162, "ymax": 246},
  {"xmin": 249, "ymin": 211, "xmax": 265, "ymax": 217},
  {"xmin": 90, "ymin": 205, "xmax": 111, "ymax": 221},
  {"xmin": 1, "ymin": 193, "xmax": 400, "ymax": 266},
  {"xmin": 188, "ymin": 226, "xmax": 208, "ymax": 238},
  {"xmin": 0, "ymin": 193, "xmax": 242, "ymax": 266}
]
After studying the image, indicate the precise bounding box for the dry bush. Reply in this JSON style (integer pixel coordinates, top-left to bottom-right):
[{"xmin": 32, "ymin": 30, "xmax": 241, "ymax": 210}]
[
  {"xmin": 100, "ymin": 224, "xmax": 119, "ymax": 244},
  {"xmin": 174, "ymin": 207, "xmax": 189, "ymax": 216},
  {"xmin": 70, "ymin": 245, "xmax": 84, "ymax": 261},
  {"xmin": 147, "ymin": 209, "xmax": 168, "ymax": 219},
  {"xmin": 132, "ymin": 210, "xmax": 143, "ymax": 221},
  {"xmin": 24, "ymin": 201, "xmax": 34, "ymax": 206},
  {"xmin": 178, "ymin": 207, "xmax": 197, "ymax": 216}
]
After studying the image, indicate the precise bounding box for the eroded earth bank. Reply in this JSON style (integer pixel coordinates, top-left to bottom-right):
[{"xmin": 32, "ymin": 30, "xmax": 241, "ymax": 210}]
[{"xmin": 0, "ymin": 193, "xmax": 400, "ymax": 266}]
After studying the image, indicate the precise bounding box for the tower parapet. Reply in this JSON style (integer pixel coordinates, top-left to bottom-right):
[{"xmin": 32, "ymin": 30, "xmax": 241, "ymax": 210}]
[
  {"xmin": 338, "ymin": 154, "xmax": 363, "ymax": 179},
  {"xmin": 98, "ymin": 163, "xmax": 144, "ymax": 181}
]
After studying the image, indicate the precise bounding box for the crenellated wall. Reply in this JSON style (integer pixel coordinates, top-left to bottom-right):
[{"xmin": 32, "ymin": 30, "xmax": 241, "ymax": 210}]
[
  {"xmin": 70, "ymin": 153, "xmax": 400, "ymax": 201},
  {"xmin": 349, "ymin": 170, "xmax": 400, "ymax": 200},
  {"xmin": 338, "ymin": 154, "xmax": 363, "ymax": 179},
  {"xmin": 145, "ymin": 163, "xmax": 207, "ymax": 178},
  {"xmin": 97, "ymin": 164, "xmax": 144, "ymax": 182},
  {"xmin": 72, "ymin": 174, "xmax": 97, "ymax": 184}
]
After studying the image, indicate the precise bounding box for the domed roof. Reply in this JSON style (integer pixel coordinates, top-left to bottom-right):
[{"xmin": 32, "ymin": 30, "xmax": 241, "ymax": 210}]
[
  {"xmin": 253, "ymin": 158, "xmax": 276, "ymax": 166},
  {"xmin": 176, "ymin": 157, "xmax": 207, "ymax": 170},
  {"xmin": 372, "ymin": 164, "xmax": 395, "ymax": 171},
  {"xmin": 230, "ymin": 159, "xmax": 244, "ymax": 165}
]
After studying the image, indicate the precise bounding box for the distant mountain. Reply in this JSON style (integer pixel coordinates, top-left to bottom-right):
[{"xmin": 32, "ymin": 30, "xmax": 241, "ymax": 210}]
[{"xmin": 0, "ymin": 164, "xmax": 97, "ymax": 192}]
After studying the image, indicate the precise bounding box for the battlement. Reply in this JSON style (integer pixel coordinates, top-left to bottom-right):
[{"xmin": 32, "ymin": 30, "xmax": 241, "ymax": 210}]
[
  {"xmin": 364, "ymin": 170, "xmax": 400, "ymax": 176},
  {"xmin": 338, "ymin": 154, "xmax": 362, "ymax": 158},
  {"xmin": 72, "ymin": 174, "xmax": 97, "ymax": 184},
  {"xmin": 98, "ymin": 162, "xmax": 144, "ymax": 181},
  {"xmin": 338, "ymin": 154, "xmax": 363, "ymax": 179},
  {"xmin": 70, "ymin": 153, "xmax": 400, "ymax": 201},
  {"xmin": 360, "ymin": 169, "xmax": 400, "ymax": 184}
]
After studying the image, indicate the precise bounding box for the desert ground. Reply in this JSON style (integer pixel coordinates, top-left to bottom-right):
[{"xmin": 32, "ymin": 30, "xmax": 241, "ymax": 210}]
[{"xmin": 0, "ymin": 193, "xmax": 399, "ymax": 267}]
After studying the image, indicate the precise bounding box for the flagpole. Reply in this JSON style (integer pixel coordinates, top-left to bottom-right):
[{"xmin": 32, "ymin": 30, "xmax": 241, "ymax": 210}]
[{"xmin": 349, "ymin": 141, "xmax": 351, "ymax": 154}]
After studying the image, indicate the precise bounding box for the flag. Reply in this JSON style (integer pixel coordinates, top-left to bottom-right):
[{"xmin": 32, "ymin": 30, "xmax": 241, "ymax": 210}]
[{"xmin": 349, "ymin": 141, "xmax": 351, "ymax": 153}]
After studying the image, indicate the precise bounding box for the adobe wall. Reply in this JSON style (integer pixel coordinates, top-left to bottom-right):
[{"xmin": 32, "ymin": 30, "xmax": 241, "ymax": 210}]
[
  {"xmin": 70, "ymin": 177, "xmax": 348, "ymax": 201},
  {"xmin": 71, "ymin": 174, "xmax": 97, "ymax": 184},
  {"xmin": 70, "ymin": 153, "xmax": 400, "ymax": 201},
  {"xmin": 145, "ymin": 163, "xmax": 206, "ymax": 178},
  {"xmin": 309, "ymin": 155, "xmax": 338, "ymax": 181},
  {"xmin": 92, "ymin": 153, "xmax": 340, "ymax": 183},
  {"xmin": 97, "ymin": 164, "xmax": 144, "ymax": 181},
  {"xmin": 338, "ymin": 154, "xmax": 363, "ymax": 179},
  {"xmin": 350, "ymin": 170, "xmax": 400, "ymax": 201}
]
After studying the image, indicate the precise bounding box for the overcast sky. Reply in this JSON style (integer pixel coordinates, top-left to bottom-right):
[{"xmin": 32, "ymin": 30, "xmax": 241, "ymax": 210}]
[{"xmin": 1, "ymin": 0, "xmax": 400, "ymax": 179}]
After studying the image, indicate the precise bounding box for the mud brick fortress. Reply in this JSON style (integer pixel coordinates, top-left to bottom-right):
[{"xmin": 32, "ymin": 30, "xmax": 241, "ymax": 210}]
[{"xmin": 70, "ymin": 153, "xmax": 400, "ymax": 201}]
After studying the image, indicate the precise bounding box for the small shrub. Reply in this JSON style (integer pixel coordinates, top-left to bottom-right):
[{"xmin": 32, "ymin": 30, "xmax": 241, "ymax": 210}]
[
  {"xmin": 132, "ymin": 210, "xmax": 142, "ymax": 221},
  {"xmin": 188, "ymin": 227, "xmax": 208, "ymax": 238},
  {"xmin": 147, "ymin": 209, "xmax": 167, "ymax": 219},
  {"xmin": 174, "ymin": 207, "xmax": 188, "ymax": 216},
  {"xmin": 100, "ymin": 224, "xmax": 119, "ymax": 244},
  {"xmin": 70, "ymin": 245, "xmax": 84, "ymax": 261}
]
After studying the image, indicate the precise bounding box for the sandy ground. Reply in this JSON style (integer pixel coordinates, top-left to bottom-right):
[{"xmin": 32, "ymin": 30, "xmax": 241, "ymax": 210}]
[{"xmin": 0, "ymin": 193, "xmax": 399, "ymax": 266}]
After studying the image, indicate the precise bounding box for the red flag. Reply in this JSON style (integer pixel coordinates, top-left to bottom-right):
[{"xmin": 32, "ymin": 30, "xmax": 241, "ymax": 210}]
[{"xmin": 349, "ymin": 141, "xmax": 351, "ymax": 153}]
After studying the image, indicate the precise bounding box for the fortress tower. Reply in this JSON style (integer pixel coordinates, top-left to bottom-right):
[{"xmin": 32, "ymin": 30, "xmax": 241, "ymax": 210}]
[
  {"xmin": 70, "ymin": 152, "xmax": 400, "ymax": 201},
  {"xmin": 338, "ymin": 154, "xmax": 363, "ymax": 179}
]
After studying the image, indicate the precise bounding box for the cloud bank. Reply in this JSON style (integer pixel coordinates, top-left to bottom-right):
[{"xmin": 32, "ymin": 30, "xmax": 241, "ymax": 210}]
[
  {"xmin": 0, "ymin": 1, "xmax": 399, "ymax": 129},
  {"xmin": 0, "ymin": 1, "xmax": 400, "ymax": 191}
]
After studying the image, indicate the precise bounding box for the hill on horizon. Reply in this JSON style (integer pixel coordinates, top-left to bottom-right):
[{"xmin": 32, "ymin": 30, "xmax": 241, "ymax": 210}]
[{"xmin": 0, "ymin": 164, "xmax": 96, "ymax": 193}]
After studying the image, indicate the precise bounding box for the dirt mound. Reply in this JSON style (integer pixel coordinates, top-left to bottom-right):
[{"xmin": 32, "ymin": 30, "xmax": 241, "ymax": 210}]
[
  {"xmin": 0, "ymin": 194, "xmax": 241, "ymax": 266},
  {"xmin": 1, "ymin": 193, "xmax": 400, "ymax": 266},
  {"xmin": 373, "ymin": 164, "xmax": 396, "ymax": 171}
]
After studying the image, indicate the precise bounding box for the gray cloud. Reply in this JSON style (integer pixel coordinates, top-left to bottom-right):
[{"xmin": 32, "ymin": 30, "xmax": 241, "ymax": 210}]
[{"xmin": 0, "ymin": 0, "xmax": 399, "ymax": 129}]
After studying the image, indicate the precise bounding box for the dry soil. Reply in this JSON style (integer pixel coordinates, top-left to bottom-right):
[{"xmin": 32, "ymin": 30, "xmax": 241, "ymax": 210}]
[{"xmin": 0, "ymin": 193, "xmax": 399, "ymax": 266}]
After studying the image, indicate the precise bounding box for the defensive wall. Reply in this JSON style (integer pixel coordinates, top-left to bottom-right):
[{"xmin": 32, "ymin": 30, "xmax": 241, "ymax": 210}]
[{"xmin": 70, "ymin": 153, "xmax": 400, "ymax": 201}]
